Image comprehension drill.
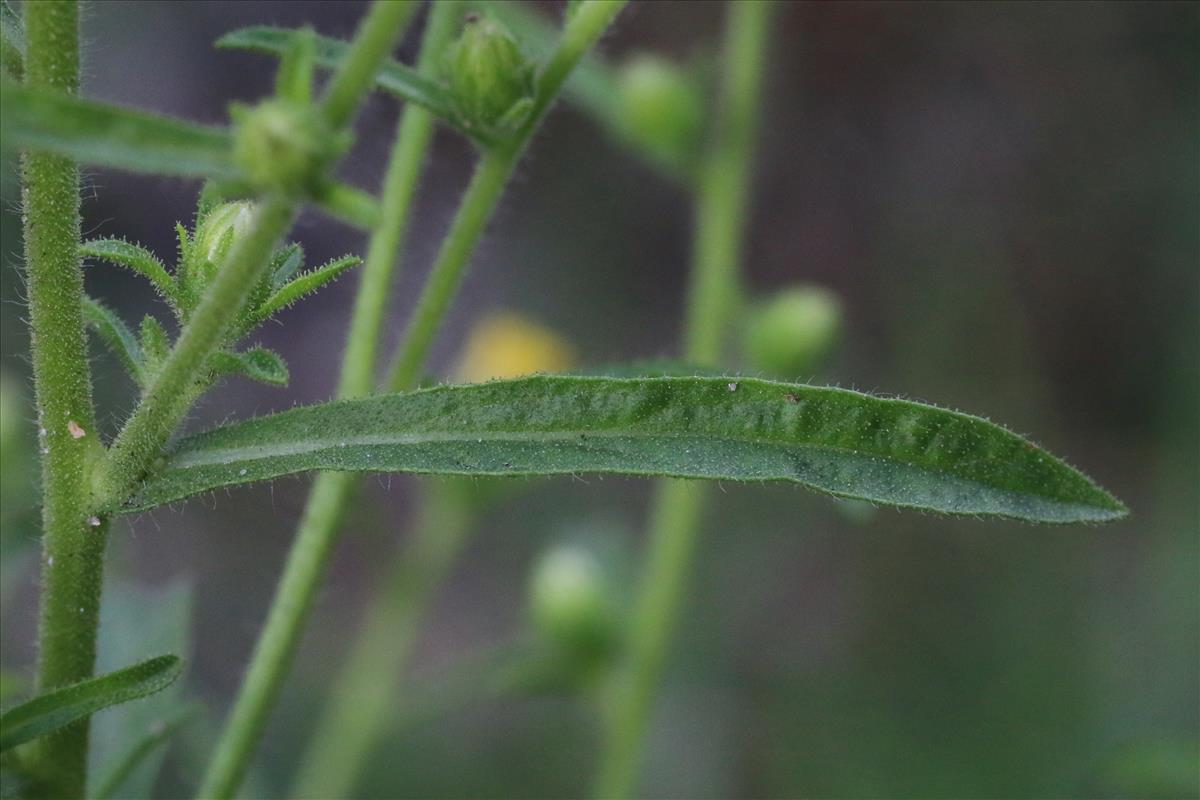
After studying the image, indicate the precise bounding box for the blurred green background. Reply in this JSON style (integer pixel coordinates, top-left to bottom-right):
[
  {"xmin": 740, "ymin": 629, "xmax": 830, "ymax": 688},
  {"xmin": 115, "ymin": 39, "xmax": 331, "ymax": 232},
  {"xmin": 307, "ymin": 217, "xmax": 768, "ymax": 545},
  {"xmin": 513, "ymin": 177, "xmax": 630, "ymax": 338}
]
[{"xmin": 1, "ymin": 1, "xmax": 1197, "ymax": 797}]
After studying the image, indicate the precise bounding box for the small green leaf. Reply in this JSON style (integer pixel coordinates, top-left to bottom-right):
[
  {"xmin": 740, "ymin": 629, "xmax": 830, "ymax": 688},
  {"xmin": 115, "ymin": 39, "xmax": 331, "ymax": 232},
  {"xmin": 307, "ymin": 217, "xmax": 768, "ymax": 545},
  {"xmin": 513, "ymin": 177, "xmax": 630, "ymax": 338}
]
[
  {"xmin": 0, "ymin": 655, "xmax": 182, "ymax": 752},
  {"xmin": 268, "ymin": 243, "xmax": 305, "ymax": 288},
  {"xmin": 209, "ymin": 347, "xmax": 289, "ymax": 387},
  {"xmin": 91, "ymin": 704, "xmax": 197, "ymax": 800},
  {"xmin": 311, "ymin": 180, "xmax": 382, "ymax": 230},
  {"xmin": 139, "ymin": 315, "xmax": 171, "ymax": 375},
  {"xmin": 82, "ymin": 296, "xmax": 146, "ymax": 387},
  {"xmin": 173, "ymin": 222, "xmax": 195, "ymax": 305},
  {"xmin": 81, "ymin": 239, "xmax": 179, "ymax": 310},
  {"xmin": 273, "ymin": 26, "xmax": 316, "ymax": 105},
  {"xmin": 122, "ymin": 375, "xmax": 1126, "ymax": 524},
  {"xmin": 253, "ymin": 254, "xmax": 361, "ymax": 321},
  {"xmin": 0, "ymin": 79, "xmax": 238, "ymax": 180},
  {"xmin": 89, "ymin": 579, "xmax": 192, "ymax": 800},
  {"xmin": 217, "ymin": 26, "xmax": 470, "ymax": 137}
]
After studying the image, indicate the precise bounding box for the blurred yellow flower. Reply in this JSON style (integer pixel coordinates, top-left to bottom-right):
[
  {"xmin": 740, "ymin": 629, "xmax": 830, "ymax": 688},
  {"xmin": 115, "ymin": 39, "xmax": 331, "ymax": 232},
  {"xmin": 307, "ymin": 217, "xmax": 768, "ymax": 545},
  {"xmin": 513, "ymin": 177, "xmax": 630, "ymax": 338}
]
[{"xmin": 455, "ymin": 312, "xmax": 575, "ymax": 382}]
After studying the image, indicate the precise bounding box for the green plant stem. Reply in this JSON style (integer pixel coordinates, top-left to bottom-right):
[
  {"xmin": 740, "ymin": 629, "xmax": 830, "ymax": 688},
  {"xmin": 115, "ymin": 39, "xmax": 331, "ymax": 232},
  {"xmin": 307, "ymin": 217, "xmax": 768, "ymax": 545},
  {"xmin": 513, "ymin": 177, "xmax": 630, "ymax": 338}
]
[
  {"xmin": 194, "ymin": 7, "xmax": 458, "ymax": 798},
  {"xmin": 387, "ymin": 0, "xmax": 629, "ymax": 392},
  {"xmin": 385, "ymin": 148, "xmax": 512, "ymax": 390},
  {"xmin": 293, "ymin": 14, "xmax": 641, "ymax": 778},
  {"xmin": 340, "ymin": 2, "xmax": 459, "ymax": 400},
  {"xmin": 93, "ymin": 197, "xmax": 296, "ymax": 510},
  {"xmin": 94, "ymin": 0, "xmax": 414, "ymax": 514},
  {"xmin": 18, "ymin": 3, "xmax": 101, "ymax": 796},
  {"xmin": 290, "ymin": 483, "xmax": 473, "ymax": 799},
  {"xmin": 191, "ymin": 4, "xmax": 422, "ymax": 797},
  {"xmin": 197, "ymin": 5, "xmax": 628, "ymax": 796},
  {"xmin": 594, "ymin": 3, "xmax": 772, "ymax": 797},
  {"xmin": 319, "ymin": 0, "xmax": 420, "ymax": 130}
]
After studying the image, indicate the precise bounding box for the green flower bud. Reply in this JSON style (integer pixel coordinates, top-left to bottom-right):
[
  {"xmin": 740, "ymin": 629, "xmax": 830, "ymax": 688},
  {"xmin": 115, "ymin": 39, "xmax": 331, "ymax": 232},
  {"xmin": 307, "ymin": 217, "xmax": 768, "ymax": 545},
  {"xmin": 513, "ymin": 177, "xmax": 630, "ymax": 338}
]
[
  {"xmin": 443, "ymin": 13, "xmax": 536, "ymax": 135},
  {"xmin": 231, "ymin": 99, "xmax": 344, "ymax": 194},
  {"xmin": 196, "ymin": 201, "xmax": 255, "ymax": 265},
  {"xmin": 529, "ymin": 544, "xmax": 618, "ymax": 668},
  {"xmin": 743, "ymin": 285, "xmax": 843, "ymax": 377},
  {"xmin": 192, "ymin": 200, "xmax": 255, "ymax": 287},
  {"xmin": 617, "ymin": 54, "xmax": 703, "ymax": 169}
]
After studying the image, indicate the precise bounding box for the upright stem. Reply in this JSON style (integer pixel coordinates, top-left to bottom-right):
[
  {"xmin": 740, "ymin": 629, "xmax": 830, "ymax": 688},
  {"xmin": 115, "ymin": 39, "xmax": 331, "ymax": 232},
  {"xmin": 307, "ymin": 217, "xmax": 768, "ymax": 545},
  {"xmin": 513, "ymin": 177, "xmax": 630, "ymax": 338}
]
[
  {"xmin": 197, "ymin": 5, "xmax": 628, "ymax": 797},
  {"xmin": 388, "ymin": 0, "xmax": 630, "ymax": 392},
  {"xmin": 290, "ymin": 483, "xmax": 473, "ymax": 798},
  {"xmin": 20, "ymin": 3, "xmax": 101, "ymax": 796},
  {"xmin": 385, "ymin": 148, "xmax": 514, "ymax": 390},
  {"xmin": 197, "ymin": 5, "xmax": 458, "ymax": 796},
  {"xmin": 339, "ymin": 1, "xmax": 458, "ymax": 401},
  {"xmin": 191, "ymin": 7, "xmax": 422, "ymax": 798},
  {"xmin": 320, "ymin": 0, "xmax": 420, "ymax": 130},
  {"xmin": 594, "ymin": 3, "xmax": 772, "ymax": 797}
]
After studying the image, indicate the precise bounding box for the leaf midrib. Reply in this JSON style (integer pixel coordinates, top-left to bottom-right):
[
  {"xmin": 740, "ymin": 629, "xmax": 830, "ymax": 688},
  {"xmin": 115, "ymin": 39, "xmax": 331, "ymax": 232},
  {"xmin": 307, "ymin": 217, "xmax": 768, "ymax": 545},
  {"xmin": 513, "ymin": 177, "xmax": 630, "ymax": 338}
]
[{"xmin": 165, "ymin": 425, "xmax": 1047, "ymax": 505}]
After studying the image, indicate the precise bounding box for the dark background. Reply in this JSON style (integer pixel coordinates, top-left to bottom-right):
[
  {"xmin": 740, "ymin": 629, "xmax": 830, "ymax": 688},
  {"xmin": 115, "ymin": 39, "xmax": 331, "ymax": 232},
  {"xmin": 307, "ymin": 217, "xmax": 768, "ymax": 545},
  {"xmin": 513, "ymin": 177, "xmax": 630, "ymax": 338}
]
[{"xmin": 1, "ymin": 1, "xmax": 1197, "ymax": 797}]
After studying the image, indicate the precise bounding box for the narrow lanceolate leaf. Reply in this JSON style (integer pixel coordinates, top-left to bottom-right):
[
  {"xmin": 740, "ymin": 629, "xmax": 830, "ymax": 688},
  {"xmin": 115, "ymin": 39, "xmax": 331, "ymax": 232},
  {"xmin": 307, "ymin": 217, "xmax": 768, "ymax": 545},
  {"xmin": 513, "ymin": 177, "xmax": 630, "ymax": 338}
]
[
  {"xmin": 82, "ymin": 239, "xmax": 180, "ymax": 309},
  {"xmin": 0, "ymin": 80, "xmax": 238, "ymax": 180},
  {"xmin": 0, "ymin": 656, "xmax": 182, "ymax": 752},
  {"xmin": 138, "ymin": 315, "xmax": 171, "ymax": 369},
  {"xmin": 208, "ymin": 347, "xmax": 289, "ymax": 387},
  {"xmin": 217, "ymin": 26, "xmax": 466, "ymax": 134},
  {"xmin": 91, "ymin": 704, "xmax": 198, "ymax": 800},
  {"xmin": 268, "ymin": 243, "xmax": 305, "ymax": 288},
  {"xmin": 311, "ymin": 180, "xmax": 382, "ymax": 230},
  {"xmin": 82, "ymin": 296, "xmax": 146, "ymax": 386},
  {"xmin": 253, "ymin": 255, "xmax": 361, "ymax": 321},
  {"xmin": 123, "ymin": 375, "xmax": 1127, "ymax": 524}
]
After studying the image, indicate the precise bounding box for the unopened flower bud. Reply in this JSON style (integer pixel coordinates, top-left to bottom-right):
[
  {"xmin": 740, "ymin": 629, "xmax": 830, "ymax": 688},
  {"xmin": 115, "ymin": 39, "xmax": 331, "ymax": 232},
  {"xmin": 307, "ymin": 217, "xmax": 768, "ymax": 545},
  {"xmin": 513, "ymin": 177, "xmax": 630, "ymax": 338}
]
[
  {"xmin": 443, "ymin": 13, "xmax": 536, "ymax": 134},
  {"xmin": 617, "ymin": 54, "xmax": 703, "ymax": 169},
  {"xmin": 195, "ymin": 201, "xmax": 255, "ymax": 266},
  {"xmin": 743, "ymin": 285, "xmax": 843, "ymax": 377},
  {"xmin": 231, "ymin": 99, "xmax": 343, "ymax": 194},
  {"xmin": 529, "ymin": 544, "xmax": 618, "ymax": 666}
]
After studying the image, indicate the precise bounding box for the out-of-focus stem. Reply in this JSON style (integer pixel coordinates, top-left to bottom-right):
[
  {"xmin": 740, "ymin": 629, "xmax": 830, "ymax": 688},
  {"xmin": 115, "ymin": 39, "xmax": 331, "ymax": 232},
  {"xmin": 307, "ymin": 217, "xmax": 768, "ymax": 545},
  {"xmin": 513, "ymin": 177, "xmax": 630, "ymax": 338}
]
[
  {"xmin": 290, "ymin": 483, "xmax": 473, "ymax": 799},
  {"xmin": 593, "ymin": 3, "xmax": 772, "ymax": 797}
]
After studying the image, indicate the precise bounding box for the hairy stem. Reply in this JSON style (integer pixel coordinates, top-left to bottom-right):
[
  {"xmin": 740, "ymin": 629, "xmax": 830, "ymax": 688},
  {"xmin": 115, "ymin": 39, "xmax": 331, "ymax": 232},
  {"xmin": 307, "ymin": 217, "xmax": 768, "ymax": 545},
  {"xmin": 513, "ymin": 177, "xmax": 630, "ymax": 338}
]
[
  {"xmin": 94, "ymin": 0, "xmax": 414, "ymax": 514},
  {"xmin": 337, "ymin": 4, "xmax": 457, "ymax": 401},
  {"xmin": 93, "ymin": 197, "xmax": 296, "ymax": 510},
  {"xmin": 191, "ymin": 4, "xmax": 421, "ymax": 797},
  {"xmin": 594, "ymin": 3, "xmax": 772, "ymax": 797},
  {"xmin": 290, "ymin": 483, "xmax": 473, "ymax": 798},
  {"xmin": 197, "ymin": 4, "xmax": 628, "ymax": 797},
  {"xmin": 320, "ymin": 0, "xmax": 420, "ymax": 130},
  {"xmin": 388, "ymin": 0, "xmax": 630, "ymax": 391},
  {"xmin": 195, "ymin": 6, "xmax": 458, "ymax": 797},
  {"xmin": 20, "ymin": 2, "xmax": 100, "ymax": 795}
]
